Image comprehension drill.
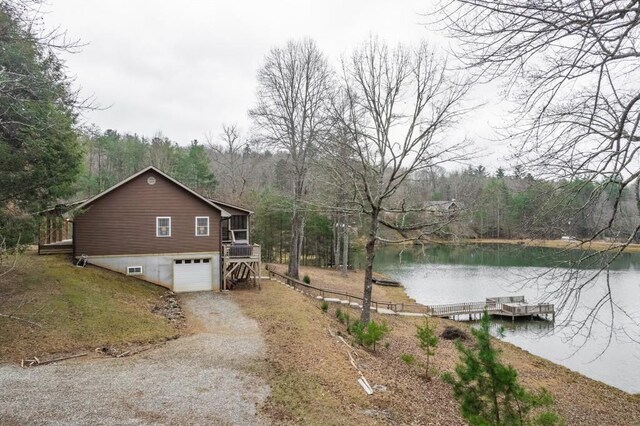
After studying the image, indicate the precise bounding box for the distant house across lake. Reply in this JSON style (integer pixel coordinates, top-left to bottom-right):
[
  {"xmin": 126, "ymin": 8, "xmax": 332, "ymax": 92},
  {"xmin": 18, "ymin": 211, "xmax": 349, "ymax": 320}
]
[{"xmin": 424, "ymin": 200, "xmax": 461, "ymax": 214}]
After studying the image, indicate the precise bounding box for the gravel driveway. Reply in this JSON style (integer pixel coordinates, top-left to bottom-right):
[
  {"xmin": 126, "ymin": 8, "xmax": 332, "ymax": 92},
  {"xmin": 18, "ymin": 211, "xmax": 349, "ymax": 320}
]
[{"xmin": 0, "ymin": 293, "xmax": 270, "ymax": 425}]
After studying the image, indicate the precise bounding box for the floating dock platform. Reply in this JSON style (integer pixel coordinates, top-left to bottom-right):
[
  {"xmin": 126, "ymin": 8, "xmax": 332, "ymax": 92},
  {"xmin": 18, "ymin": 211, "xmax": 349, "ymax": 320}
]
[{"xmin": 428, "ymin": 296, "xmax": 555, "ymax": 322}]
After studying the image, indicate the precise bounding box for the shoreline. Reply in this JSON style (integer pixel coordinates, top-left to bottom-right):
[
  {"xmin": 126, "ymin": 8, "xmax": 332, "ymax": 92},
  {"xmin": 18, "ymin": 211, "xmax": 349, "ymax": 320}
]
[
  {"xmin": 393, "ymin": 275, "xmax": 638, "ymax": 396},
  {"xmin": 377, "ymin": 255, "xmax": 639, "ymax": 395},
  {"xmin": 368, "ymin": 237, "xmax": 640, "ymax": 253},
  {"xmin": 268, "ymin": 263, "xmax": 638, "ymax": 395},
  {"xmin": 241, "ymin": 265, "xmax": 640, "ymax": 424},
  {"xmin": 453, "ymin": 238, "xmax": 640, "ymax": 253}
]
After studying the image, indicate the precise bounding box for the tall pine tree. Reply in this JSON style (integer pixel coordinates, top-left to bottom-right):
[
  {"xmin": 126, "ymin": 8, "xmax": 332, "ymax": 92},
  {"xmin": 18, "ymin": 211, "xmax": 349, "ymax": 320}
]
[{"xmin": 0, "ymin": 2, "xmax": 83, "ymax": 246}]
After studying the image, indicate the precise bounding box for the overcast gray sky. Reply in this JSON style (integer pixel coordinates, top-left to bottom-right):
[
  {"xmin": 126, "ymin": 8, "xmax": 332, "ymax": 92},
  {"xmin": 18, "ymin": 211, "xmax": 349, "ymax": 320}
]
[{"xmin": 47, "ymin": 0, "xmax": 506, "ymax": 166}]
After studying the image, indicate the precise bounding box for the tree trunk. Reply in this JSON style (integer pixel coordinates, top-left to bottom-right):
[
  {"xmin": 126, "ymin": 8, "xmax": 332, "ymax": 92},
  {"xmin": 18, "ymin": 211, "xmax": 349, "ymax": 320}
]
[
  {"xmin": 360, "ymin": 212, "xmax": 379, "ymax": 324},
  {"xmin": 333, "ymin": 216, "xmax": 341, "ymax": 270},
  {"xmin": 342, "ymin": 218, "xmax": 349, "ymax": 277},
  {"xmin": 425, "ymin": 353, "xmax": 430, "ymax": 380},
  {"xmin": 279, "ymin": 215, "xmax": 283, "ymax": 264},
  {"xmin": 298, "ymin": 218, "xmax": 305, "ymax": 267},
  {"xmin": 288, "ymin": 207, "xmax": 302, "ymax": 279}
]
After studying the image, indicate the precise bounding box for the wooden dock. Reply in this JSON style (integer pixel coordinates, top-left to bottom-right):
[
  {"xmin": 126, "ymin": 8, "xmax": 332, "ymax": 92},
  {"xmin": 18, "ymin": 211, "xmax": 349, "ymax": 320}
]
[
  {"xmin": 265, "ymin": 267, "xmax": 554, "ymax": 322},
  {"xmin": 427, "ymin": 296, "xmax": 555, "ymax": 322}
]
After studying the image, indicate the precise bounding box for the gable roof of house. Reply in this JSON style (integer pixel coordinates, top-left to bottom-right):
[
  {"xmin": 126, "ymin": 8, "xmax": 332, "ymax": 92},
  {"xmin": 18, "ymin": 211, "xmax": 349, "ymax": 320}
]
[
  {"xmin": 424, "ymin": 200, "xmax": 460, "ymax": 211},
  {"xmin": 209, "ymin": 199, "xmax": 253, "ymax": 215},
  {"xmin": 36, "ymin": 198, "xmax": 88, "ymax": 216},
  {"xmin": 73, "ymin": 166, "xmax": 231, "ymax": 218}
]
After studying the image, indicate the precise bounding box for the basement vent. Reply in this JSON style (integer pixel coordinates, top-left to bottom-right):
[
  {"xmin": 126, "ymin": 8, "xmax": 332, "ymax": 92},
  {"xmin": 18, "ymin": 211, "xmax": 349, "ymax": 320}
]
[{"xmin": 127, "ymin": 266, "xmax": 143, "ymax": 275}]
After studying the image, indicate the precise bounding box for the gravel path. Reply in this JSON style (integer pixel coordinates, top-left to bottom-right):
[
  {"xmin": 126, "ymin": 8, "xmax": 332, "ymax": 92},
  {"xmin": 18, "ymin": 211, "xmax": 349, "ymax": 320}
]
[{"xmin": 0, "ymin": 293, "xmax": 270, "ymax": 425}]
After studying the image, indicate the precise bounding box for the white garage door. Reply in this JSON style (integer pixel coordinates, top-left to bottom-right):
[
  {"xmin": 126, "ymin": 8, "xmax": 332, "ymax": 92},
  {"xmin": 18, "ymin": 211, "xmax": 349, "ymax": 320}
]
[{"xmin": 173, "ymin": 258, "xmax": 212, "ymax": 292}]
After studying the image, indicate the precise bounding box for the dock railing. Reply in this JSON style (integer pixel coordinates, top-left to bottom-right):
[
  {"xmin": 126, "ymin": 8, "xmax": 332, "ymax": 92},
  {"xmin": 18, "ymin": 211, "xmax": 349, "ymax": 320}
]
[
  {"xmin": 429, "ymin": 301, "xmax": 499, "ymax": 317},
  {"xmin": 487, "ymin": 296, "xmax": 525, "ymax": 304},
  {"xmin": 501, "ymin": 303, "xmax": 554, "ymax": 315},
  {"xmin": 266, "ymin": 265, "xmax": 430, "ymax": 315}
]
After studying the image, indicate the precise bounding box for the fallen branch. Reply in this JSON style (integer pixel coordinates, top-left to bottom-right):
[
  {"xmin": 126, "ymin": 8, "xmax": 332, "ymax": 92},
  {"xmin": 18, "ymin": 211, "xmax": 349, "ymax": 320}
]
[
  {"xmin": 127, "ymin": 345, "xmax": 158, "ymax": 356},
  {"xmin": 0, "ymin": 313, "xmax": 42, "ymax": 328},
  {"xmin": 337, "ymin": 335, "xmax": 375, "ymax": 395},
  {"xmin": 347, "ymin": 350, "xmax": 360, "ymax": 372},
  {"xmin": 21, "ymin": 352, "xmax": 87, "ymax": 367},
  {"xmin": 337, "ymin": 335, "xmax": 356, "ymax": 353}
]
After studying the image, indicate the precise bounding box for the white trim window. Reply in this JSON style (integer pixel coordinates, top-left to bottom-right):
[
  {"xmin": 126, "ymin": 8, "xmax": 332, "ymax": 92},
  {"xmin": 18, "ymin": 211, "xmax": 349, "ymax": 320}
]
[
  {"xmin": 127, "ymin": 266, "xmax": 143, "ymax": 275},
  {"xmin": 195, "ymin": 216, "xmax": 209, "ymax": 236},
  {"xmin": 156, "ymin": 217, "xmax": 171, "ymax": 237}
]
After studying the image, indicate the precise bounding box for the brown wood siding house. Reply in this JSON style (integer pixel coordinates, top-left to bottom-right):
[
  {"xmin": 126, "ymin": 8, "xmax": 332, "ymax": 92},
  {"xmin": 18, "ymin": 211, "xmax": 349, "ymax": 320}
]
[
  {"xmin": 70, "ymin": 166, "xmax": 238, "ymax": 292},
  {"xmin": 75, "ymin": 170, "xmax": 222, "ymax": 256}
]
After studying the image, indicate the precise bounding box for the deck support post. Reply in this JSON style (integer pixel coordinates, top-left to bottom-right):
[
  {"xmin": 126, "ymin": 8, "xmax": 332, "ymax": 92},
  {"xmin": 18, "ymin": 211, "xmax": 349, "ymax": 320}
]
[{"xmin": 222, "ymin": 244, "xmax": 261, "ymax": 291}]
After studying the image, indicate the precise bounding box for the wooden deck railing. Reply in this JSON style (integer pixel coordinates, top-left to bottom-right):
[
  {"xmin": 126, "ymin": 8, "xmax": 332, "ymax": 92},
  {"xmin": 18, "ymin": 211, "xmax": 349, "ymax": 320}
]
[
  {"xmin": 266, "ymin": 265, "xmax": 430, "ymax": 315},
  {"xmin": 223, "ymin": 244, "xmax": 261, "ymax": 259}
]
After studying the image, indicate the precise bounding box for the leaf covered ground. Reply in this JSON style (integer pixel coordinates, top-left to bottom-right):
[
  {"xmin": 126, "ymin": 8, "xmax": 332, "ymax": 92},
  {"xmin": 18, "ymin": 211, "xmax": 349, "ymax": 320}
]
[{"xmin": 234, "ymin": 265, "xmax": 640, "ymax": 425}]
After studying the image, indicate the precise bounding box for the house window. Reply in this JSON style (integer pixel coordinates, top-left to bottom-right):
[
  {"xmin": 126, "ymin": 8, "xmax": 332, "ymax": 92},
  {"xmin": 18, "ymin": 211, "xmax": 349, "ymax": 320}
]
[
  {"xmin": 156, "ymin": 217, "xmax": 171, "ymax": 237},
  {"xmin": 195, "ymin": 216, "xmax": 209, "ymax": 236},
  {"xmin": 231, "ymin": 229, "xmax": 248, "ymax": 242},
  {"xmin": 127, "ymin": 266, "xmax": 143, "ymax": 275},
  {"xmin": 222, "ymin": 215, "xmax": 248, "ymax": 242}
]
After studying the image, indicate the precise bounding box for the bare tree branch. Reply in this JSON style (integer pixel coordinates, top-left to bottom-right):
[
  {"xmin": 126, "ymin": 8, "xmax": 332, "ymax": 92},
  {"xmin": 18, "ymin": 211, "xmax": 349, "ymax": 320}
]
[
  {"xmin": 250, "ymin": 39, "xmax": 334, "ymax": 279},
  {"xmin": 324, "ymin": 37, "xmax": 473, "ymax": 323},
  {"xmin": 434, "ymin": 0, "xmax": 640, "ymax": 346}
]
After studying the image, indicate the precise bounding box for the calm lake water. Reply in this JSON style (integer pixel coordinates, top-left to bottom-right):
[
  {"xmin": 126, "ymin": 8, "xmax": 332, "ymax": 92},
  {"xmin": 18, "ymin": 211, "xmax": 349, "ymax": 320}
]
[{"xmin": 354, "ymin": 244, "xmax": 640, "ymax": 394}]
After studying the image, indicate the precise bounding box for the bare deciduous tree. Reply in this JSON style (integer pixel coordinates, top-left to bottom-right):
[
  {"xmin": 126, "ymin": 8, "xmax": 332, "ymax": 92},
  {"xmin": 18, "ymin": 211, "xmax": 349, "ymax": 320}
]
[
  {"xmin": 148, "ymin": 132, "xmax": 178, "ymax": 173},
  {"xmin": 435, "ymin": 0, "xmax": 640, "ymax": 344},
  {"xmin": 207, "ymin": 124, "xmax": 251, "ymax": 203},
  {"xmin": 329, "ymin": 38, "xmax": 472, "ymax": 324},
  {"xmin": 250, "ymin": 39, "xmax": 334, "ymax": 279}
]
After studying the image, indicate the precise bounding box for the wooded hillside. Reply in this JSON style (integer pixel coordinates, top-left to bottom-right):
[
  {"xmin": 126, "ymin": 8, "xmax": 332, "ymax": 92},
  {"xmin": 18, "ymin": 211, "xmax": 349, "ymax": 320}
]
[{"xmin": 54, "ymin": 128, "xmax": 640, "ymax": 268}]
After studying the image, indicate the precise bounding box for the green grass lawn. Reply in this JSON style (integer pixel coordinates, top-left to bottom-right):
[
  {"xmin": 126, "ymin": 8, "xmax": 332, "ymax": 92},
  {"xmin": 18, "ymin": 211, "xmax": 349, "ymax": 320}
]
[{"xmin": 0, "ymin": 252, "xmax": 179, "ymax": 361}]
